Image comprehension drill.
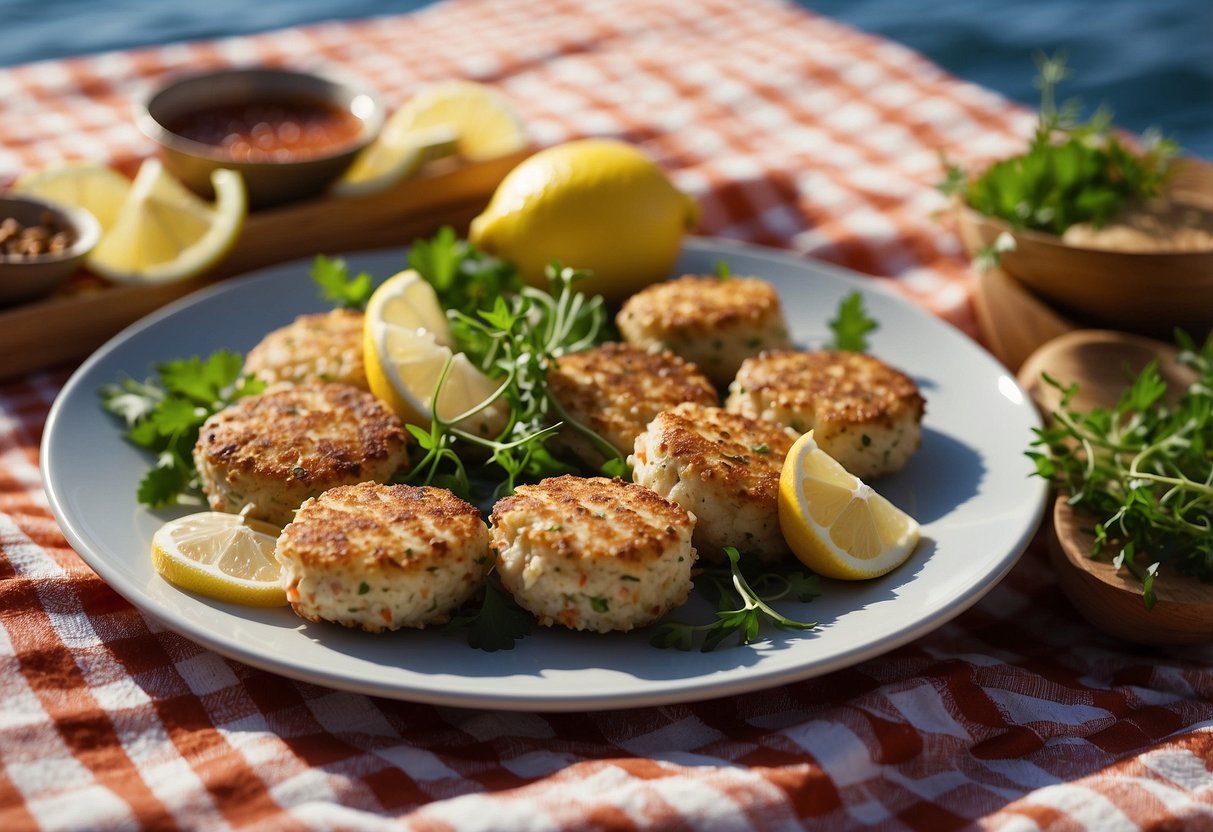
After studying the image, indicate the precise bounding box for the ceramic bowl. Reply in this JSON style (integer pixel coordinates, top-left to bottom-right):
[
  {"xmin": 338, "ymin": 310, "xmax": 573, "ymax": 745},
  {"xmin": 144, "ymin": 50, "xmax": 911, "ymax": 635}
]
[
  {"xmin": 956, "ymin": 158, "xmax": 1213, "ymax": 340},
  {"xmin": 0, "ymin": 195, "xmax": 101, "ymax": 306},
  {"xmin": 135, "ymin": 66, "xmax": 384, "ymax": 209}
]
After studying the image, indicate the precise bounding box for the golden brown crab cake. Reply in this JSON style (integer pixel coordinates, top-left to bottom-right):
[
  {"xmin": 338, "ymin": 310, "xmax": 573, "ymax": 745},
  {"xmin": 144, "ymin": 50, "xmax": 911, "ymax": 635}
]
[
  {"xmin": 546, "ymin": 342, "xmax": 717, "ymax": 468},
  {"xmin": 725, "ymin": 349, "xmax": 925, "ymax": 479},
  {"xmin": 489, "ymin": 475, "xmax": 696, "ymax": 633},
  {"xmin": 244, "ymin": 309, "xmax": 369, "ymax": 391},
  {"xmin": 615, "ymin": 275, "xmax": 792, "ymax": 386},
  {"xmin": 277, "ymin": 483, "xmax": 491, "ymax": 632},
  {"xmin": 629, "ymin": 402, "xmax": 796, "ymax": 564},
  {"xmin": 193, "ymin": 382, "xmax": 409, "ymax": 527}
]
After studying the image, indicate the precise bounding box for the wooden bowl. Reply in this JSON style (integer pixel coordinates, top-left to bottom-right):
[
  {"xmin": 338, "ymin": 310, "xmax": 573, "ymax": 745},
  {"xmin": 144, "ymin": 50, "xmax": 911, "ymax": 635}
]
[
  {"xmin": 1048, "ymin": 495, "xmax": 1213, "ymax": 644},
  {"xmin": 956, "ymin": 158, "xmax": 1213, "ymax": 341},
  {"xmin": 1020, "ymin": 329, "xmax": 1213, "ymax": 644}
]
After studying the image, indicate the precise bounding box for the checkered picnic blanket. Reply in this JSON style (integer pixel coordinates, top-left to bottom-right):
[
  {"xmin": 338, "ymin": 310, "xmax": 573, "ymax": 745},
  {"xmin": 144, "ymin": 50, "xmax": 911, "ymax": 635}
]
[{"xmin": 3, "ymin": 0, "xmax": 1212, "ymax": 829}]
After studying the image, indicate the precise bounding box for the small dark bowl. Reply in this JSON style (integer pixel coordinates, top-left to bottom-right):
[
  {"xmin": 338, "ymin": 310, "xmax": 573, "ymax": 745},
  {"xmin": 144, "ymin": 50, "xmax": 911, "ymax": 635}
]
[
  {"xmin": 135, "ymin": 66, "xmax": 384, "ymax": 209},
  {"xmin": 0, "ymin": 196, "xmax": 101, "ymax": 306}
]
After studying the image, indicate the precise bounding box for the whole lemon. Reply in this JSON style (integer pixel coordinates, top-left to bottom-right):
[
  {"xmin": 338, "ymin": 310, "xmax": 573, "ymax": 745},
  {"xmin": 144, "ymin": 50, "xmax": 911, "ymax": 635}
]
[{"xmin": 468, "ymin": 138, "xmax": 698, "ymax": 301}]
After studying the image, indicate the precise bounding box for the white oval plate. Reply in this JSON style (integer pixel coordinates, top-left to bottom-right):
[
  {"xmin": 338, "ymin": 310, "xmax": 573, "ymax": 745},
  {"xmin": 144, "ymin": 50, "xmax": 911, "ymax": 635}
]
[{"xmin": 42, "ymin": 237, "xmax": 1046, "ymax": 711}]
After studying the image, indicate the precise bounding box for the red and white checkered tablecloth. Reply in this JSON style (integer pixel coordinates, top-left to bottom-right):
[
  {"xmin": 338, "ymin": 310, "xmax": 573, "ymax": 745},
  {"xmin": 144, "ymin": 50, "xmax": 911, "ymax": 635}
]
[{"xmin": 3, "ymin": 0, "xmax": 1212, "ymax": 829}]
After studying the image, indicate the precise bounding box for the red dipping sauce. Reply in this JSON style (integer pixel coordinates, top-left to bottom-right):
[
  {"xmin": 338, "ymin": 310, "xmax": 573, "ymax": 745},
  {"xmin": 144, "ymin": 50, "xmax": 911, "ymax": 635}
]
[{"xmin": 164, "ymin": 97, "xmax": 363, "ymax": 162}]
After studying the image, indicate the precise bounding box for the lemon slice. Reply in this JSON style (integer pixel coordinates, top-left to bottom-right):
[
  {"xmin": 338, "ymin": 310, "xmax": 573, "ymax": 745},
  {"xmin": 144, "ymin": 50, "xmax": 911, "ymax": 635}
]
[
  {"xmin": 151, "ymin": 512, "xmax": 286, "ymax": 607},
  {"xmin": 389, "ymin": 81, "xmax": 527, "ymax": 162},
  {"xmin": 778, "ymin": 430, "xmax": 921, "ymax": 580},
  {"xmin": 363, "ymin": 269, "xmax": 507, "ymax": 437},
  {"xmin": 87, "ymin": 157, "xmax": 247, "ymax": 285},
  {"xmin": 332, "ymin": 124, "xmax": 459, "ymax": 198},
  {"xmin": 11, "ymin": 161, "xmax": 133, "ymax": 233}
]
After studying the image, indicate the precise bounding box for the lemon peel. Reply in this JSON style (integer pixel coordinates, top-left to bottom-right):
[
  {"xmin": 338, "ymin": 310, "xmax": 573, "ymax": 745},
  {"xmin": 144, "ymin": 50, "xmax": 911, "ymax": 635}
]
[
  {"xmin": 362, "ymin": 269, "xmax": 507, "ymax": 437},
  {"xmin": 777, "ymin": 430, "xmax": 920, "ymax": 580},
  {"xmin": 468, "ymin": 138, "xmax": 697, "ymax": 301},
  {"xmin": 151, "ymin": 512, "xmax": 285, "ymax": 607}
]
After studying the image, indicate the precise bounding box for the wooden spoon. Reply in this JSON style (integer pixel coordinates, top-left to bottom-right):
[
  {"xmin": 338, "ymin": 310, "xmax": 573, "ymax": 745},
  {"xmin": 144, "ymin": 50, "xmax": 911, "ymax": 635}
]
[{"xmin": 1018, "ymin": 329, "xmax": 1212, "ymax": 644}]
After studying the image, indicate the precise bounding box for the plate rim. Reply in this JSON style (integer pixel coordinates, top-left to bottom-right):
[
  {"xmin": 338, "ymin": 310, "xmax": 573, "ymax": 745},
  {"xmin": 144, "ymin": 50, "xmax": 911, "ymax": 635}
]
[{"xmin": 40, "ymin": 236, "xmax": 1047, "ymax": 711}]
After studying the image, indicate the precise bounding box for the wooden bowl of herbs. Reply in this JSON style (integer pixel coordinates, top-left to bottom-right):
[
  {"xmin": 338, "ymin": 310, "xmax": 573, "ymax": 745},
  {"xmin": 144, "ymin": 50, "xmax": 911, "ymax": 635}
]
[
  {"xmin": 950, "ymin": 55, "xmax": 1213, "ymax": 341},
  {"xmin": 1019, "ymin": 328, "xmax": 1213, "ymax": 644}
]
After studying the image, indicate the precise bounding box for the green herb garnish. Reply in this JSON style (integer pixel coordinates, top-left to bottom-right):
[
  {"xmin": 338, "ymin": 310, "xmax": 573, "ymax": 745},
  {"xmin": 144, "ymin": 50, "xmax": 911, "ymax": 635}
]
[
  {"xmin": 404, "ymin": 261, "xmax": 624, "ymax": 497},
  {"xmin": 1027, "ymin": 331, "xmax": 1213, "ymax": 607},
  {"xmin": 649, "ymin": 547, "xmax": 819, "ymax": 651},
  {"xmin": 828, "ymin": 290, "xmax": 878, "ymax": 352},
  {"xmin": 101, "ymin": 350, "xmax": 265, "ymax": 507},
  {"xmin": 312, "ymin": 254, "xmax": 375, "ymax": 310},
  {"xmin": 443, "ymin": 573, "xmax": 533, "ymax": 651},
  {"xmin": 943, "ymin": 52, "xmax": 1177, "ymax": 237}
]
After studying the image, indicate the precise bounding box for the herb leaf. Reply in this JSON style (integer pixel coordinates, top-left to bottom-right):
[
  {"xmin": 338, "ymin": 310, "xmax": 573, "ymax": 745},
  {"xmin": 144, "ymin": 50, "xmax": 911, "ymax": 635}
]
[
  {"xmin": 101, "ymin": 350, "xmax": 264, "ymax": 507},
  {"xmin": 828, "ymin": 291, "xmax": 878, "ymax": 352},
  {"xmin": 650, "ymin": 546, "xmax": 817, "ymax": 651},
  {"xmin": 1027, "ymin": 331, "xmax": 1213, "ymax": 604},
  {"xmin": 444, "ymin": 574, "xmax": 532, "ymax": 651},
  {"xmin": 312, "ymin": 254, "xmax": 375, "ymax": 310},
  {"xmin": 944, "ymin": 52, "xmax": 1177, "ymax": 237}
]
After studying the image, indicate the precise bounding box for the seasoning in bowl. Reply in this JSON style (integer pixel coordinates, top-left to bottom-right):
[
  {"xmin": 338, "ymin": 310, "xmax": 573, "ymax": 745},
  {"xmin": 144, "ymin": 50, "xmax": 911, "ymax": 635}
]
[
  {"xmin": 162, "ymin": 98, "xmax": 366, "ymax": 163},
  {"xmin": 0, "ymin": 211, "xmax": 76, "ymax": 258},
  {"xmin": 137, "ymin": 66, "xmax": 384, "ymax": 208},
  {"xmin": 0, "ymin": 195, "xmax": 100, "ymax": 306}
]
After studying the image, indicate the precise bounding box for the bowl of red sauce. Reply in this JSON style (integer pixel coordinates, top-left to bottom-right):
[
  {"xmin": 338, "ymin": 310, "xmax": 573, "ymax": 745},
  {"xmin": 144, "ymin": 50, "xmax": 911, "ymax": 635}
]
[{"xmin": 136, "ymin": 66, "xmax": 384, "ymax": 208}]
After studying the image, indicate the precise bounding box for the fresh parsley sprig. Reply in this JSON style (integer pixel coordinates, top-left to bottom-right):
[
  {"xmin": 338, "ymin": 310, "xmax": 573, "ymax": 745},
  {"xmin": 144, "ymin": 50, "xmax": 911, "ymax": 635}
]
[
  {"xmin": 442, "ymin": 573, "xmax": 533, "ymax": 651},
  {"xmin": 312, "ymin": 254, "xmax": 375, "ymax": 310},
  {"xmin": 1027, "ymin": 331, "xmax": 1213, "ymax": 608},
  {"xmin": 650, "ymin": 547, "xmax": 820, "ymax": 651},
  {"xmin": 101, "ymin": 351, "xmax": 265, "ymax": 507},
  {"xmin": 941, "ymin": 51, "xmax": 1177, "ymax": 237},
  {"xmin": 828, "ymin": 291, "xmax": 878, "ymax": 352}
]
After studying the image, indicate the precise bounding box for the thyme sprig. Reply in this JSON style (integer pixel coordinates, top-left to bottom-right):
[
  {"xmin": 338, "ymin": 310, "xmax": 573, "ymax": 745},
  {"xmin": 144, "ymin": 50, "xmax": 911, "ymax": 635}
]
[
  {"xmin": 1027, "ymin": 331, "xmax": 1213, "ymax": 607},
  {"xmin": 650, "ymin": 547, "xmax": 820, "ymax": 651},
  {"xmin": 404, "ymin": 260, "xmax": 625, "ymax": 498}
]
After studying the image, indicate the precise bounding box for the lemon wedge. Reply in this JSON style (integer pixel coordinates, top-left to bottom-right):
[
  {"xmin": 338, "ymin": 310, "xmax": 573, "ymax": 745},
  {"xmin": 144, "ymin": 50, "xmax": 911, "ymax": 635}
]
[
  {"xmin": 12, "ymin": 162, "xmax": 132, "ymax": 233},
  {"xmin": 778, "ymin": 430, "xmax": 921, "ymax": 580},
  {"xmin": 468, "ymin": 138, "xmax": 698, "ymax": 301},
  {"xmin": 331, "ymin": 124, "xmax": 459, "ymax": 198},
  {"xmin": 87, "ymin": 158, "xmax": 247, "ymax": 285},
  {"xmin": 390, "ymin": 80, "xmax": 529, "ymax": 162},
  {"xmin": 363, "ymin": 269, "xmax": 507, "ymax": 437},
  {"xmin": 151, "ymin": 512, "xmax": 286, "ymax": 607}
]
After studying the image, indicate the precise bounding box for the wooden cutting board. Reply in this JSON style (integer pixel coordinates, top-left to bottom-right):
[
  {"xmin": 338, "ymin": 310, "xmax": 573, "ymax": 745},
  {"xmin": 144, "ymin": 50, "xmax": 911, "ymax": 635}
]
[{"xmin": 0, "ymin": 149, "xmax": 530, "ymax": 381}]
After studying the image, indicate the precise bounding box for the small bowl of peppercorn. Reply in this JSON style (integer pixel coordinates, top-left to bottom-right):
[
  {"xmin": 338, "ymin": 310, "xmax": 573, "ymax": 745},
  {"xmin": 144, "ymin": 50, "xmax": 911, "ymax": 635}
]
[{"xmin": 0, "ymin": 195, "xmax": 101, "ymax": 306}]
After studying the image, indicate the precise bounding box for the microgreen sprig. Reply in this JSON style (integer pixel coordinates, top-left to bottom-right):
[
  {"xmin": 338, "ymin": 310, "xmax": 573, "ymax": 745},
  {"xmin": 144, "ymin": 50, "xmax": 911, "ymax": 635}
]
[
  {"xmin": 1027, "ymin": 331, "xmax": 1213, "ymax": 607},
  {"xmin": 650, "ymin": 547, "xmax": 820, "ymax": 651}
]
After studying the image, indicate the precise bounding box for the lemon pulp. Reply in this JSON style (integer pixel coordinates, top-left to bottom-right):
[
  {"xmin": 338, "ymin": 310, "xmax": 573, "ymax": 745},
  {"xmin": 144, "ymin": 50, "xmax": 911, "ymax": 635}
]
[
  {"xmin": 151, "ymin": 512, "xmax": 286, "ymax": 607},
  {"xmin": 87, "ymin": 158, "xmax": 247, "ymax": 285},
  {"xmin": 362, "ymin": 269, "xmax": 507, "ymax": 437},
  {"xmin": 777, "ymin": 430, "xmax": 920, "ymax": 579}
]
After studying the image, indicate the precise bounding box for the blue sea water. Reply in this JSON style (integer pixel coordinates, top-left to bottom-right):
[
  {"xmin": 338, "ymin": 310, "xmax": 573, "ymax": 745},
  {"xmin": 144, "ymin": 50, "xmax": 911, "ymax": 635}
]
[{"xmin": 1, "ymin": 0, "xmax": 1210, "ymax": 157}]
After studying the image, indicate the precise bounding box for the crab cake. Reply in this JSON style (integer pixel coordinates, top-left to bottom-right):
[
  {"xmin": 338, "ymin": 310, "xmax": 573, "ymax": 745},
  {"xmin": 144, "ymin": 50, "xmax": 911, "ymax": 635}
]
[
  {"xmin": 244, "ymin": 309, "xmax": 368, "ymax": 391},
  {"xmin": 630, "ymin": 403, "xmax": 796, "ymax": 564},
  {"xmin": 277, "ymin": 483, "xmax": 491, "ymax": 632},
  {"xmin": 547, "ymin": 342, "xmax": 717, "ymax": 468},
  {"xmin": 725, "ymin": 350, "xmax": 924, "ymax": 479},
  {"xmin": 193, "ymin": 382, "xmax": 409, "ymax": 527},
  {"xmin": 490, "ymin": 475, "xmax": 696, "ymax": 633},
  {"xmin": 615, "ymin": 275, "xmax": 792, "ymax": 386}
]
